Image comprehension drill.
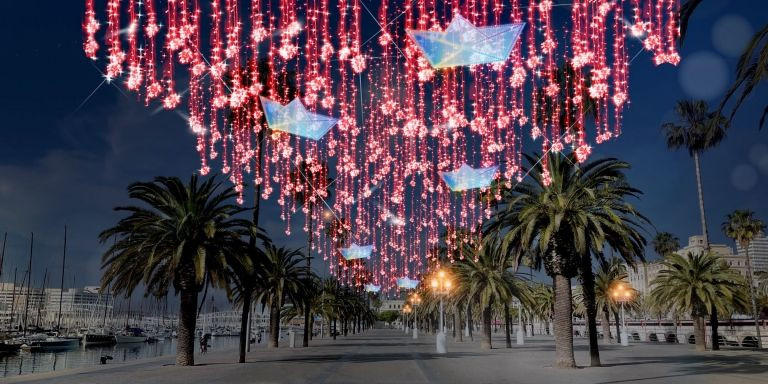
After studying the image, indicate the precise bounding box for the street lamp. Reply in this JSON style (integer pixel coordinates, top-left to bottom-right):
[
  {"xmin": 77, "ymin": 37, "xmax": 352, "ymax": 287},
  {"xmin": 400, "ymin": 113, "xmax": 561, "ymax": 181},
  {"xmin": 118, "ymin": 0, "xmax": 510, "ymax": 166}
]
[
  {"xmin": 410, "ymin": 293, "xmax": 422, "ymax": 339},
  {"xmin": 430, "ymin": 268, "xmax": 452, "ymax": 354},
  {"xmin": 516, "ymin": 298, "xmax": 524, "ymax": 345},
  {"xmin": 403, "ymin": 305, "xmax": 412, "ymax": 334},
  {"xmin": 610, "ymin": 282, "xmax": 633, "ymax": 346}
]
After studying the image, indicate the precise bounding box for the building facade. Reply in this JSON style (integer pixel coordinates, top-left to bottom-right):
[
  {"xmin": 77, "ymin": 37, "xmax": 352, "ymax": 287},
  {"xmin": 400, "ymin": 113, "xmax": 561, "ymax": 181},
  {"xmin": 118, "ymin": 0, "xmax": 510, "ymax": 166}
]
[{"xmin": 627, "ymin": 235, "xmax": 752, "ymax": 295}]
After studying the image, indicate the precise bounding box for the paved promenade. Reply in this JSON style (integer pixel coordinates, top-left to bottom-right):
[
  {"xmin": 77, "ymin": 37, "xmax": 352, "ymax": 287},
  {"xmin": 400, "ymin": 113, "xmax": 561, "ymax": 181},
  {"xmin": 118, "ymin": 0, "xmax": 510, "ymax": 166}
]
[{"xmin": 7, "ymin": 329, "xmax": 768, "ymax": 384}]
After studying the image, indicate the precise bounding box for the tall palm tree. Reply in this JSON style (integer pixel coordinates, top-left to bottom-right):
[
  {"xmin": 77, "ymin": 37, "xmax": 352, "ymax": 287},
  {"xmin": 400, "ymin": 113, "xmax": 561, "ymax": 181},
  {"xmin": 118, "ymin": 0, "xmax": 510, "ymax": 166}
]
[
  {"xmin": 722, "ymin": 210, "xmax": 766, "ymax": 349},
  {"xmin": 225, "ymin": 58, "xmax": 298, "ymax": 361},
  {"xmin": 99, "ymin": 175, "xmax": 249, "ymax": 366},
  {"xmin": 663, "ymin": 100, "xmax": 729, "ymax": 349},
  {"xmin": 229, "ymin": 234, "xmax": 268, "ymax": 363},
  {"xmin": 451, "ymin": 237, "xmax": 528, "ymax": 349},
  {"xmin": 254, "ymin": 243, "xmax": 308, "ymax": 348},
  {"xmin": 288, "ymin": 160, "xmax": 332, "ymax": 347},
  {"xmin": 650, "ymin": 252, "xmax": 746, "ymax": 351},
  {"xmin": 662, "ymin": 100, "xmax": 728, "ymax": 248},
  {"xmin": 490, "ymin": 153, "xmax": 647, "ymax": 367}
]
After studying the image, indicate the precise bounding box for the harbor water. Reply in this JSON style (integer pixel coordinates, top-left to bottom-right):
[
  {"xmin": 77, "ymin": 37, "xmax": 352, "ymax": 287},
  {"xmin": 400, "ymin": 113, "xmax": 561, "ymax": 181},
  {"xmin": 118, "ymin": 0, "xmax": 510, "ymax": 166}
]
[{"xmin": 0, "ymin": 336, "xmax": 242, "ymax": 379}]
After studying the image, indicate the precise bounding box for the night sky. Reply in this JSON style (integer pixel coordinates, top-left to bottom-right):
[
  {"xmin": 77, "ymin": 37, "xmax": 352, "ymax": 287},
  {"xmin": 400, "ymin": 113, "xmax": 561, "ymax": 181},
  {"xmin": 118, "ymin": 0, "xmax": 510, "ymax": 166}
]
[{"xmin": 1, "ymin": 1, "xmax": 767, "ymax": 295}]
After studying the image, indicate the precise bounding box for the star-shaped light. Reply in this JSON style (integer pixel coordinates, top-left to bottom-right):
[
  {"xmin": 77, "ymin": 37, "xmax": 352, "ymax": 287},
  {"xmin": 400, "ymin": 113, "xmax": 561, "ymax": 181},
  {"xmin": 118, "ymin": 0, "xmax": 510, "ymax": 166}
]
[
  {"xmin": 406, "ymin": 14, "xmax": 525, "ymax": 68},
  {"xmin": 339, "ymin": 243, "xmax": 373, "ymax": 261},
  {"xmin": 260, "ymin": 97, "xmax": 338, "ymax": 140},
  {"xmin": 440, "ymin": 163, "xmax": 499, "ymax": 191},
  {"xmin": 396, "ymin": 277, "xmax": 419, "ymax": 289},
  {"xmin": 365, "ymin": 284, "xmax": 381, "ymax": 293}
]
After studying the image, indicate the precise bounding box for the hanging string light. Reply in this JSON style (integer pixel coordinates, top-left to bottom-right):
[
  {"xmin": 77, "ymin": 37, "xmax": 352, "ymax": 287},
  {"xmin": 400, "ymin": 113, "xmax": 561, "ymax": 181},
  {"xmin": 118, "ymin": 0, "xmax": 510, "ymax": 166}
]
[{"xmin": 82, "ymin": 0, "xmax": 680, "ymax": 292}]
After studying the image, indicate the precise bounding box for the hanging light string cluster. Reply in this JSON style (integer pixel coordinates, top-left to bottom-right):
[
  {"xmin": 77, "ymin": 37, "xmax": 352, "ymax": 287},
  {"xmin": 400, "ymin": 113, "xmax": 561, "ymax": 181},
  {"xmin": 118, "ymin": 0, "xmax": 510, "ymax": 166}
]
[{"xmin": 82, "ymin": 0, "xmax": 679, "ymax": 291}]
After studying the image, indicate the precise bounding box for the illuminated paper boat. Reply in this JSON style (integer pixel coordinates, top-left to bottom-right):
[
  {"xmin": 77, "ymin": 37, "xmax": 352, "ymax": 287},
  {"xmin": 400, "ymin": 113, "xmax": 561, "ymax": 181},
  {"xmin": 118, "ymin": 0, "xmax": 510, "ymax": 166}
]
[
  {"xmin": 440, "ymin": 163, "xmax": 499, "ymax": 191},
  {"xmin": 365, "ymin": 284, "xmax": 381, "ymax": 293},
  {"xmin": 406, "ymin": 14, "xmax": 525, "ymax": 68},
  {"xmin": 396, "ymin": 277, "xmax": 420, "ymax": 289},
  {"xmin": 259, "ymin": 97, "xmax": 338, "ymax": 140},
  {"xmin": 339, "ymin": 243, "xmax": 373, "ymax": 261}
]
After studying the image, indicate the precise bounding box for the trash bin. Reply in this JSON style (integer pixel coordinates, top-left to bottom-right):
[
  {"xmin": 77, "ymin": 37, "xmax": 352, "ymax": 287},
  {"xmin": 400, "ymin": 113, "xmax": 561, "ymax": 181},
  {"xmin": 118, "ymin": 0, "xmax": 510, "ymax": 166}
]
[{"xmin": 288, "ymin": 330, "xmax": 304, "ymax": 348}]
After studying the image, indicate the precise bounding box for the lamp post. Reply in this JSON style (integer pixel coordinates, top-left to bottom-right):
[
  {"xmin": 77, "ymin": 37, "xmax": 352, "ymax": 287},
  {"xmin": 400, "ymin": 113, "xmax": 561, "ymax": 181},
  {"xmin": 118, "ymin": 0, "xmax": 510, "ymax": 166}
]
[
  {"xmin": 516, "ymin": 299, "xmax": 524, "ymax": 345},
  {"xmin": 610, "ymin": 282, "xmax": 633, "ymax": 346},
  {"xmin": 431, "ymin": 269, "xmax": 452, "ymax": 354},
  {"xmin": 410, "ymin": 293, "xmax": 421, "ymax": 339},
  {"xmin": 403, "ymin": 305, "xmax": 412, "ymax": 334}
]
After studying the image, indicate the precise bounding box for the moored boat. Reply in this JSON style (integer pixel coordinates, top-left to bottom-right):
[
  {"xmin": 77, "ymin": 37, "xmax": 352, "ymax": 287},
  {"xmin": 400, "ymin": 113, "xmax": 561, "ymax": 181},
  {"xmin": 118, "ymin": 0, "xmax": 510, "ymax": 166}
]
[{"xmin": 83, "ymin": 333, "xmax": 116, "ymax": 346}]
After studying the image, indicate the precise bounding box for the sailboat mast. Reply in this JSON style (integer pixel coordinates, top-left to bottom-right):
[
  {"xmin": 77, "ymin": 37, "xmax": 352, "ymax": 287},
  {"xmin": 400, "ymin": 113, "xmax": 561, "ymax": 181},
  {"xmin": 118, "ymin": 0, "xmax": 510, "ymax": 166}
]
[
  {"xmin": 57, "ymin": 225, "xmax": 67, "ymax": 330},
  {"xmin": 36, "ymin": 268, "xmax": 48, "ymax": 329},
  {"xmin": 102, "ymin": 286, "xmax": 109, "ymax": 328},
  {"xmin": 22, "ymin": 232, "xmax": 33, "ymax": 336},
  {"xmin": 0, "ymin": 232, "xmax": 7, "ymax": 280},
  {"xmin": 9, "ymin": 267, "xmax": 17, "ymax": 330}
]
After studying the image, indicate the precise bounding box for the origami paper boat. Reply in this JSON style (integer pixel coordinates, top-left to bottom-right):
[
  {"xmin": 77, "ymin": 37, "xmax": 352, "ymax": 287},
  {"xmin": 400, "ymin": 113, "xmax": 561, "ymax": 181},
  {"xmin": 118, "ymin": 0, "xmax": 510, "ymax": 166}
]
[
  {"xmin": 339, "ymin": 243, "xmax": 373, "ymax": 261},
  {"xmin": 259, "ymin": 97, "xmax": 338, "ymax": 140},
  {"xmin": 396, "ymin": 277, "xmax": 420, "ymax": 289},
  {"xmin": 440, "ymin": 163, "xmax": 499, "ymax": 192},
  {"xmin": 406, "ymin": 14, "xmax": 525, "ymax": 68},
  {"xmin": 365, "ymin": 284, "xmax": 381, "ymax": 293}
]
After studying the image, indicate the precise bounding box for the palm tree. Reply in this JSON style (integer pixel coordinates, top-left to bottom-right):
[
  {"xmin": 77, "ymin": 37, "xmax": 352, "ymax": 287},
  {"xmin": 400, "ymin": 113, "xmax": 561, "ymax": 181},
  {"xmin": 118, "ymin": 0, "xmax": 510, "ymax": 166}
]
[
  {"xmin": 225, "ymin": 58, "xmax": 298, "ymax": 361},
  {"xmin": 719, "ymin": 25, "xmax": 768, "ymax": 128},
  {"xmin": 451, "ymin": 237, "xmax": 528, "ymax": 349},
  {"xmin": 593, "ymin": 259, "xmax": 639, "ymax": 344},
  {"xmin": 649, "ymin": 232, "xmax": 680, "ymax": 290},
  {"xmin": 662, "ymin": 100, "xmax": 728, "ymax": 249},
  {"xmin": 254, "ymin": 243, "xmax": 308, "ymax": 348},
  {"xmin": 722, "ymin": 210, "xmax": 766, "ymax": 349},
  {"xmin": 99, "ymin": 175, "xmax": 249, "ymax": 366},
  {"xmin": 288, "ymin": 160, "xmax": 332, "ymax": 347},
  {"xmin": 663, "ymin": 100, "xmax": 729, "ymax": 348},
  {"xmin": 530, "ymin": 284, "xmax": 554, "ymax": 335},
  {"xmin": 680, "ymin": 1, "xmax": 768, "ymax": 128},
  {"xmin": 651, "ymin": 232, "xmax": 680, "ymax": 258},
  {"xmin": 490, "ymin": 153, "xmax": 647, "ymax": 367},
  {"xmin": 650, "ymin": 252, "xmax": 746, "ymax": 351}
]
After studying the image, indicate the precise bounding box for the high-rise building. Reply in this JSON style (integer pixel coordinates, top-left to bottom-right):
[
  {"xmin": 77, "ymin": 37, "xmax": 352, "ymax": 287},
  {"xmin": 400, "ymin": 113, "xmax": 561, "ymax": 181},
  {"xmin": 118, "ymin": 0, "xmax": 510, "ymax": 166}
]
[{"xmin": 736, "ymin": 233, "xmax": 768, "ymax": 281}]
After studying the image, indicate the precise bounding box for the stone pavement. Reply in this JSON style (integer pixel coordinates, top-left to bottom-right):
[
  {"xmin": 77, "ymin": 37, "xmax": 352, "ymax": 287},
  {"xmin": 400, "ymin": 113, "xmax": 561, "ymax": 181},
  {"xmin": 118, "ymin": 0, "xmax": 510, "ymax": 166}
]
[{"xmin": 7, "ymin": 329, "xmax": 768, "ymax": 384}]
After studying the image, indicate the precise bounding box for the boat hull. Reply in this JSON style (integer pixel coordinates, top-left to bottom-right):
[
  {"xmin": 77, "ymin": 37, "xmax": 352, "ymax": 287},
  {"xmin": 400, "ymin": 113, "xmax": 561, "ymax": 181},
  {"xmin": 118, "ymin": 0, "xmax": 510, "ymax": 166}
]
[
  {"xmin": 115, "ymin": 335, "xmax": 146, "ymax": 343},
  {"xmin": 27, "ymin": 338, "xmax": 80, "ymax": 351},
  {"xmin": 83, "ymin": 334, "xmax": 116, "ymax": 346}
]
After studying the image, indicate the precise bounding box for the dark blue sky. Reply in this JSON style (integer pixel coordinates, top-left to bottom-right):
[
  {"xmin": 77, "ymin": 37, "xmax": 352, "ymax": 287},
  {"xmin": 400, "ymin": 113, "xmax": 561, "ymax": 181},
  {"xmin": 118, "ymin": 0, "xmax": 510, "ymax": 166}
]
[{"xmin": 1, "ymin": 0, "xmax": 767, "ymax": 291}]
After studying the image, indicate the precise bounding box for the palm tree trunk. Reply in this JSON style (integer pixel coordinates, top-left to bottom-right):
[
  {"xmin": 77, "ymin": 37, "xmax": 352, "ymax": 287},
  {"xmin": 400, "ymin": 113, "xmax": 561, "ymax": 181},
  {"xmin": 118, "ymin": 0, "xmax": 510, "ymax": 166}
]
[
  {"xmin": 332, "ymin": 319, "xmax": 337, "ymax": 340},
  {"xmin": 694, "ymin": 315, "xmax": 706, "ymax": 351},
  {"xmin": 553, "ymin": 274, "xmax": 576, "ymax": 368},
  {"xmin": 467, "ymin": 305, "xmax": 474, "ymax": 341},
  {"xmin": 504, "ymin": 302, "xmax": 512, "ymax": 348},
  {"xmin": 482, "ymin": 304, "xmax": 492, "ymax": 349},
  {"xmin": 580, "ymin": 258, "xmax": 601, "ymax": 366},
  {"xmin": 601, "ymin": 307, "xmax": 612, "ymax": 343},
  {"xmin": 453, "ymin": 310, "xmax": 461, "ymax": 342},
  {"xmin": 269, "ymin": 299, "xmax": 280, "ymax": 348},
  {"xmin": 238, "ymin": 288, "xmax": 252, "ymax": 363},
  {"xmin": 692, "ymin": 151, "xmax": 710, "ymax": 247},
  {"xmin": 177, "ymin": 287, "xmax": 198, "ymax": 366},
  {"xmin": 613, "ymin": 310, "xmax": 621, "ymax": 345}
]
